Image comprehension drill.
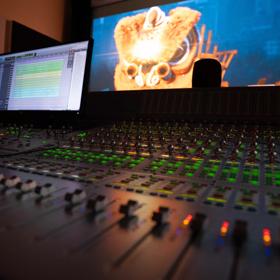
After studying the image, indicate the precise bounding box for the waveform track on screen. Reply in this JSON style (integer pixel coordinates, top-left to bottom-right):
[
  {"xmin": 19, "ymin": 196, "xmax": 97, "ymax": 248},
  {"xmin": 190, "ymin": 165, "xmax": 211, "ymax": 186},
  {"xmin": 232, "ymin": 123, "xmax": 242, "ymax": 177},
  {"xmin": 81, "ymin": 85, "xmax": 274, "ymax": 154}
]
[{"xmin": 12, "ymin": 60, "xmax": 64, "ymax": 98}]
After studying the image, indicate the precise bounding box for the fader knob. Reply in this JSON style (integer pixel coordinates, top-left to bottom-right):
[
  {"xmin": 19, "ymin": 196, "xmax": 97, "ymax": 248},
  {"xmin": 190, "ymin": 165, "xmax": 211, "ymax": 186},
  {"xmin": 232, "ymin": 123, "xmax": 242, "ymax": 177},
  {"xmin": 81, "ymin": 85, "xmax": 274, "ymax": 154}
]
[
  {"xmin": 20, "ymin": 179, "xmax": 37, "ymax": 192},
  {"xmin": 87, "ymin": 195, "xmax": 108, "ymax": 212},
  {"xmin": 189, "ymin": 213, "xmax": 206, "ymax": 236},
  {"xmin": 167, "ymin": 144, "xmax": 175, "ymax": 156},
  {"xmin": 177, "ymin": 137, "xmax": 184, "ymax": 145},
  {"xmin": 100, "ymin": 139, "xmax": 106, "ymax": 148},
  {"xmin": 111, "ymin": 140, "xmax": 117, "ymax": 151},
  {"xmin": 152, "ymin": 206, "xmax": 170, "ymax": 225},
  {"xmin": 232, "ymin": 220, "xmax": 248, "ymax": 248},
  {"xmin": 34, "ymin": 183, "xmax": 54, "ymax": 197},
  {"xmin": 65, "ymin": 189, "xmax": 86, "ymax": 204},
  {"xmin": 119, "ymin": 200, "xmax": 139, "ymax": 217},
  {"xmin": 148, "ymin": 143, "xmax": 155, "ymax": 156},
  {"xmin": 0, "ymin": 174, "xmax": 5, "ymax": 183},
  {"xmin": 135, "ymin": 142, "xmax": 142, "ymax": 154},
  {"xmin": 160, "ymin": 136, "xmax": 165, "ymax": 144},
  {"xmin": 122, "ymin": 141, "xmax": 129, "ymax": 153},
  {"xmin": 4, "ymin": 175, "xmax": 21, "ymax": 188}
]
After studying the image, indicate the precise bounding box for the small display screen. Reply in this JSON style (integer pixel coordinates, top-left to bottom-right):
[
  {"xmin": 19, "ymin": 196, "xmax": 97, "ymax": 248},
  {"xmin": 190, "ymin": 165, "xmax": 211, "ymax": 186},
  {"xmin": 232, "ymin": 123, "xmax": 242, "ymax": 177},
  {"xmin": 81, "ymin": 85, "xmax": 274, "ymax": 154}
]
[
  {"xmin": 0, "ymin": 41, "xmax": 89, "ymax": 110},
  {"xmin": 90, "ymin": 0, "xmax": 280, "ymax": 91}
]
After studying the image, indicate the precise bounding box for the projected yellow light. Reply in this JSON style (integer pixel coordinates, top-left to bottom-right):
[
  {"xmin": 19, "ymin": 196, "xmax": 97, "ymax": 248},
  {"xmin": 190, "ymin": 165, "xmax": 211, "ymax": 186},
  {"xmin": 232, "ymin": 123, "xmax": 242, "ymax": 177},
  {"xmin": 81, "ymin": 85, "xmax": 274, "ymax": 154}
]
[{"xmin": 132, "ymin": 39, "xmax": 162, "ymax": 61}]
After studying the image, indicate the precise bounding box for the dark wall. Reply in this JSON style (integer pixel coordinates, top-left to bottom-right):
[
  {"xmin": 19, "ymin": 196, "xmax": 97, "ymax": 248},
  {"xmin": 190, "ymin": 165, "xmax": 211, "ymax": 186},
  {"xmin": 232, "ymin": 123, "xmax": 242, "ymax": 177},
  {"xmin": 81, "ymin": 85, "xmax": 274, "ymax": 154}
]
[
  {"xmin": 10, "ymin": 21, "xmax": 59, "ymax": 52},
  {"xmin": 69, "ymin": 0, "xmax": 92, "ymax": 41}
]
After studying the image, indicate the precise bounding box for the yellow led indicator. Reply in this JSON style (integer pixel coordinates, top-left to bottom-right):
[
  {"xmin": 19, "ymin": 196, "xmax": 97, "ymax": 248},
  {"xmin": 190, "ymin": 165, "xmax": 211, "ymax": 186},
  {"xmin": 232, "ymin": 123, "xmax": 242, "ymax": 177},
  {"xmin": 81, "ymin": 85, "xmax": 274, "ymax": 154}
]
[{"xmin": 175, "ymin": 156, "xmax": 185, "ymax": 160}]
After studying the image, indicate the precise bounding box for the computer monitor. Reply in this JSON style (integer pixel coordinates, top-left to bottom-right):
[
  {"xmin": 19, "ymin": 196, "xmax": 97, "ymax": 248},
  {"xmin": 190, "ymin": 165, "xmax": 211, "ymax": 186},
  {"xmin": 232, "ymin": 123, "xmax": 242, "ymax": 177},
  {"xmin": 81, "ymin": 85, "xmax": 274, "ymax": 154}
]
[{"xmin": 0, "ymin": 40, "xmax": 91, "ymax": 111}]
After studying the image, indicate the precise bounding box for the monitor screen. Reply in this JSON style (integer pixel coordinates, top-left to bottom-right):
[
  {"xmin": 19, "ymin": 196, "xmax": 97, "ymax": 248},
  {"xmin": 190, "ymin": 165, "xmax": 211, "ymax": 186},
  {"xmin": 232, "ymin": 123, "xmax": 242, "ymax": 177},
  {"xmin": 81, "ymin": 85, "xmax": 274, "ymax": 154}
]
[
  {"xmin": 0, "ymin": 41, "xmax": 90, "ymax": 110},
  {"xmin": 90, "ymin": 0, "xmax": 280, "ymax": 92}
]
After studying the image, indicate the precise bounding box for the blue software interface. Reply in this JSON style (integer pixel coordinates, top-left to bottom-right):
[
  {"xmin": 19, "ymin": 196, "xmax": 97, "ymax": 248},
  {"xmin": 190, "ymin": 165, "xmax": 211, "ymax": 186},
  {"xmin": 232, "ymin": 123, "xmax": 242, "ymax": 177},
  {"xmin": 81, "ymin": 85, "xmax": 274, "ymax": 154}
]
[{"xmin": 0, "ymin": 41, "xmax": 89, "ymax": 110}]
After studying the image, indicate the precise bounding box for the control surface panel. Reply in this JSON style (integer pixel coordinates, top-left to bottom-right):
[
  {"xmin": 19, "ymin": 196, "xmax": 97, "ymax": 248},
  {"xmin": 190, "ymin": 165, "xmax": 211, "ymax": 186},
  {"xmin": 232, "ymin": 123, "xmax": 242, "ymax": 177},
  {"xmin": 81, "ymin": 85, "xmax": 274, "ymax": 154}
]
[{"xmin": 0, "ymin": 122, "xmax": 279, "ymax": 280}]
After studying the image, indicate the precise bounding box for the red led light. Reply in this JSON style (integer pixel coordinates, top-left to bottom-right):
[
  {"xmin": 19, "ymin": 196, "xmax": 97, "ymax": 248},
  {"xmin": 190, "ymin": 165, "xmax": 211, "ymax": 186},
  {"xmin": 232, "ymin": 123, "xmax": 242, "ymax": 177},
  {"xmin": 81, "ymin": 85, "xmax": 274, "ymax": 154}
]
[
  {"xmin": 263, "ymin": 228, "xmax": 272, "ymax": 246},
  {"xmin": 182, "ymin": 214, "xmax": 193, "ymax": 227},
  {"xmin": 220, "ymin": 221, "xmax": 230, "ymax": 237}
]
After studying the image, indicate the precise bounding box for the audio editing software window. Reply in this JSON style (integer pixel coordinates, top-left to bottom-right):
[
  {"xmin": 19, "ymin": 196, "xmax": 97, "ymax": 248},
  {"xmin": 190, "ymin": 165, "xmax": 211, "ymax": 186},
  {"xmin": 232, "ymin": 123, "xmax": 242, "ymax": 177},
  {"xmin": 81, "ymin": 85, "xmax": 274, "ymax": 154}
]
[{"xmin": 0, "ymin": 41, "xmax": 89, "ymax": 111}]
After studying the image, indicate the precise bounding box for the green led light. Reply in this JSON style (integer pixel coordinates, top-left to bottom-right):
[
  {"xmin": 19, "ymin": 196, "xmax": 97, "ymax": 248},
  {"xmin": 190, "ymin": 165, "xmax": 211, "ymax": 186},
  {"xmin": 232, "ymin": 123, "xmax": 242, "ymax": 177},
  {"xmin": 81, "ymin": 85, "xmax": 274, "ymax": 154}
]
[
  {"xmin": 227, "ymin": 178, "xmax": 236, "ymax": 183},
  {"xmin": 156, "ymin": 189, "xmax": 173, "ymax": 195},
  {"xmin": 250, "ymin": 180, "xmax": 258, "ymax": 186},
  {"xmin": 252, "ymin": 169, "xmax": 259, "ymax": 175},
  {"xmin": 78, "ymin": 132, "xmax": 87, "ymax": 137},
  {"xmin": 207, "ymin": 197, "xmax": 226, "ymax": 203}
]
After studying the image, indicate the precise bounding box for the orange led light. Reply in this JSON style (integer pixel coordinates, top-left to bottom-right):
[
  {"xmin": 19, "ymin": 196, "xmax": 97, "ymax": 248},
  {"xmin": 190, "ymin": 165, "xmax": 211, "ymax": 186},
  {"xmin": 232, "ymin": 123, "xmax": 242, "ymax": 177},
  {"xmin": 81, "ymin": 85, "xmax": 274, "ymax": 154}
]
[
  {"xmin": 182, "ymin": 214, "xmax": 193, "ymax": 227},
  {"xmin": 161, "ymin": 154, "xmax": 169, "ymax": 158},
  {"xmin": 220, "ymin": 221, "xmax": 230, "ymax": 237},
  {"xmin": 141, "ymin": 152, "xmax": 150, "ymax": 157},
  {"xmin": 175, "ymin": 156, "xmax": 185, "ymax": 160},
  {"xmin": 263, "ymin": 228, "xmax": 272, "ymax": 246}
]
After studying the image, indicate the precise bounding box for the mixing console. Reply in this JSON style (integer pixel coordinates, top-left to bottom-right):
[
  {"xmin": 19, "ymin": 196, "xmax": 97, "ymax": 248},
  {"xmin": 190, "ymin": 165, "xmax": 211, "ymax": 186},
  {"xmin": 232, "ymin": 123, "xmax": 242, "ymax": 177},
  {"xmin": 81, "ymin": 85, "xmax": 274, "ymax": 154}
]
[{"xmin": 0, "ymin": 121, "xmax": 280, "ymax": 280}]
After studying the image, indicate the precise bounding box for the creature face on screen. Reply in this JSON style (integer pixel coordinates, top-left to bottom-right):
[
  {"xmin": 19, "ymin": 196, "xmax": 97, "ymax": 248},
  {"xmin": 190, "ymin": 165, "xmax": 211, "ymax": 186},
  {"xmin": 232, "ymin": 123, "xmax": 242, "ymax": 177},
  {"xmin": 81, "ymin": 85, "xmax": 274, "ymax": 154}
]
[{"xmin": 114, "ymin": 6, "xmax": 201, "ymax": 90}]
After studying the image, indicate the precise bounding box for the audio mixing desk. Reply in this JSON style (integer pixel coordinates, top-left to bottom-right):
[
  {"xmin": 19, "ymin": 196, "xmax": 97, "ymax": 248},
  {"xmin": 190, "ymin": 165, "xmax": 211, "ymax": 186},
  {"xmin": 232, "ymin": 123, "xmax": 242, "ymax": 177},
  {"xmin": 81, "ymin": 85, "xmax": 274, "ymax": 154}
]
[{"xmin": 0, "ymin": 122, "xmax": 279, "ymax": 280}]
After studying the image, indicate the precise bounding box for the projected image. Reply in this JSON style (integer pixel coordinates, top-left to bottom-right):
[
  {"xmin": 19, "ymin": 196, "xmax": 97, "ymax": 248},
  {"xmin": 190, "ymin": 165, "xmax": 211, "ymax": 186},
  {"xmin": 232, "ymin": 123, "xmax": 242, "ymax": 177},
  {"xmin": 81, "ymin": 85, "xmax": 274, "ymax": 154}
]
[
  {"xmin": 90, "ymin": 0, "xmax": 280, "ymax": 91},
  {"xmin": 114, "ymin": 6, "xmax": 205, "ymax": 90}
]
